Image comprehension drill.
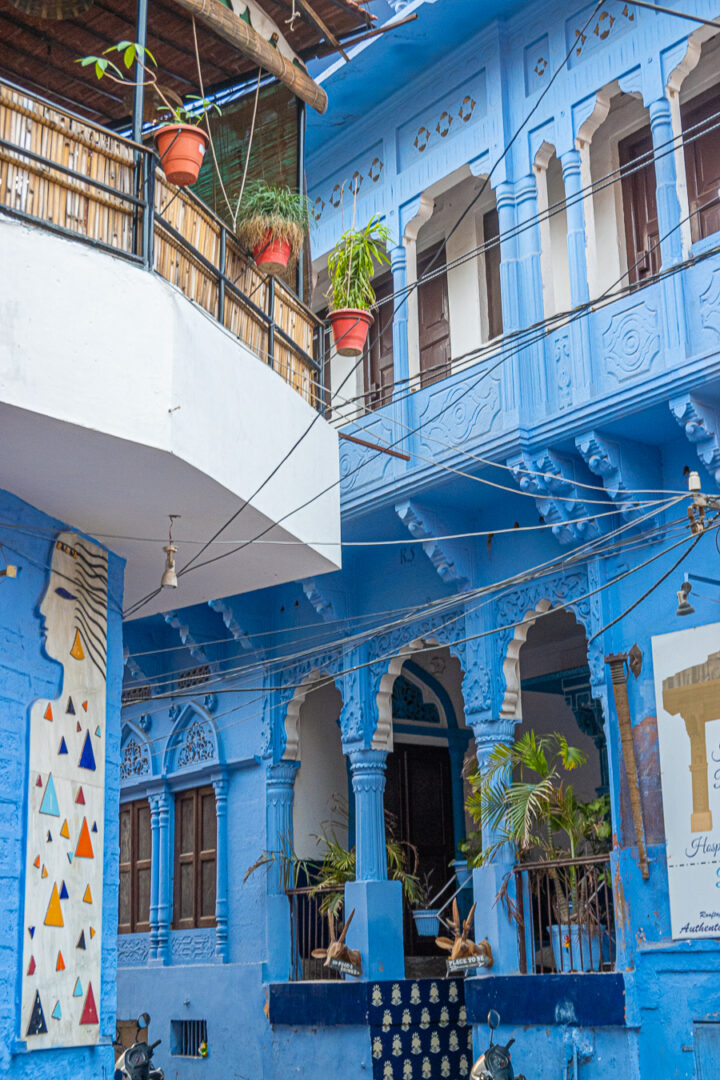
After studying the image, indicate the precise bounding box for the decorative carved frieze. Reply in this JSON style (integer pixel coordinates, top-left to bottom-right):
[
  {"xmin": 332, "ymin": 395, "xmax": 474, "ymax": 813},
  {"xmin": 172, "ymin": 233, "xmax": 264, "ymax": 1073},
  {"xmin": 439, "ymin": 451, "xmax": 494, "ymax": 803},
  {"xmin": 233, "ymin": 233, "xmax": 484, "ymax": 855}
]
[
  {"xmin": 507, "ymin": 449, "xmax": 602, "ymax": 545},
  {"xmin": 575, "ymin": 430, "xmax": 661, "ymax": 524},
  {"xmin": 669, "ymin": 393, "xmax": 720, "ymax": 486}
]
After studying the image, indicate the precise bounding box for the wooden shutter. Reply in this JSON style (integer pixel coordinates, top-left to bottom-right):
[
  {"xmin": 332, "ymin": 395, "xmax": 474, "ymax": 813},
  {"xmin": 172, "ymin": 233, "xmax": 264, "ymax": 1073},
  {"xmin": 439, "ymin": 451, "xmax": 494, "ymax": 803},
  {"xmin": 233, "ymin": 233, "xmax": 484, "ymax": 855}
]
[
  {"xmin": 682, "ymin": 86, "xmax": 720, "ymax": 243},
  {"xmin": 483, "ymin": 207, "xmax": 503, "ymax": 340},
  {"xmin": 173, "ymin": 787, "xmax": 217, "ymax": 929},
  {"xmin": 418, "ymin": 243, "xmax": 451, "ymax": 387},
  {"xmin": 363, "ymin": 271, "xmax": 394, "ymax": 410},
  {"xmin": 119, "ymin": 799, "xmax": 151, "ymax": 934},
  {"xmin": 619, "ymin": 126, "xmax": 660, "ymax": 285}
]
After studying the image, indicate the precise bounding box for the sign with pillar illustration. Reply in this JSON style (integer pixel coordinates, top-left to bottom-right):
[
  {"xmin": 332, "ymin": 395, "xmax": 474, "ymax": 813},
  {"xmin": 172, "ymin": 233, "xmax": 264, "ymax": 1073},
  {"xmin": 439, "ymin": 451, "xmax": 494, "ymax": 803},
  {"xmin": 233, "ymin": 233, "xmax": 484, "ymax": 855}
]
[
  {"xmin": 652, "ymin": 622, "xmax": 720, "ymax": 939},
  {"xmin": 21, "ymin": 532, "xmax": 108, "ymax": 1047}
]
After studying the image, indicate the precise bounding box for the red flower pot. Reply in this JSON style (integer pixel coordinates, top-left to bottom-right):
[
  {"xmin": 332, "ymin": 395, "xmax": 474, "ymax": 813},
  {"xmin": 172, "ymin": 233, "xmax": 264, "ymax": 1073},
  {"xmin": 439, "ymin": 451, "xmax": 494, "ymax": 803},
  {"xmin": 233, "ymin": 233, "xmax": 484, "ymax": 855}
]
[
  {"xmin": 328, "ymin": 308, "xmax": 374, "ymax": 357},
  {"xmin": 253, "ymin": 233, "xmax": 292, "ymax": 275},
  {"xmin": 154, "ymin": 124, "xmax": 208, "ymax": 187}
]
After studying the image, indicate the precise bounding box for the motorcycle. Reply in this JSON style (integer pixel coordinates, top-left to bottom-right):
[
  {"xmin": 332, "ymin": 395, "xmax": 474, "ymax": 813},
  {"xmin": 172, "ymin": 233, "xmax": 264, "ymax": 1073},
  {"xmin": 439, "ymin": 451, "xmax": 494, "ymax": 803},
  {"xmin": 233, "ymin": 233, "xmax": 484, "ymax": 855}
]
[
  {"xmin": 114, "ymin": 1013, "xmax": 165, "ymax": 1080},
  {"xmin": 471, "ymin": 1009, "xmax": 526, "ymax": 1080}
]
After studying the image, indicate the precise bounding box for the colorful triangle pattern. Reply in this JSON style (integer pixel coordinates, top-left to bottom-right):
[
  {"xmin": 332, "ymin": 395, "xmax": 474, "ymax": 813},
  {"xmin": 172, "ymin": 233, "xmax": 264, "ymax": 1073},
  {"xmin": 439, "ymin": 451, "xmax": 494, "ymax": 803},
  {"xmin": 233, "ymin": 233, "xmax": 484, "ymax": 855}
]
[
  {"xmin": 27, "ymin": 956, "xmax": 36, "ymax": 976},
  {"xmin": 78, "ymin": 731, "xmax": 96, "ymax": 771},
  {"xmin": 66, "ymin": 696, "xmax": 75, "ymax": 715},
  {"xmin": 33, "ymin": 856, "xmax": 40, "ymax": 869},
  {"xmin": 75, "ymin": 818, "xmax": 94, "ymax": 859},
  {"xmin": 76, "ymin": 787, "xmax": 85, "ymax": 805},
  {"xmin": 60, "ymin": 820, "xmax": 70, "ymax": 840},
  {"xmin": 59, "ymin": 881, "xmax": 69, "ymax": 900},
  {"xmin": 35, "ymin": 775, "xmax": 42, "ymax": 787},
  {"xmin": 44, "ymin": 883, "xmax": 64, "ymax": 927},
  {"xmin": 73, "ymin": 977, "xmax": 83, "ymax": 998},
  {"xmin": 76, "ymin": 721, "xmax": 82, "ymax": 733},
  {"xmin": 70, "ymin": 629, "xmax": 85, "ymax": 660},
  {"xmin": 82, "ymin": 701, "xmax": 88, "ymax": 712},
  {"xmin": 95, "ymin": 726, "xmax": 101, "ymax": 738},
  {"xmin": 91, "ymin": 822, "xmax": 98, "ymax": 833},
  {"xmin": 83, "ymin": 885, "xmax": 92, "ymax": 904},
  {"xmin": 51, "ymin": 1001, "xmax": 62, "ymax": 1021},
  {"xmin": 89, "ymin": 927, "xmax": 96, "ymax": 939},
  {"xmin": 76, "ymin": 930, "xmax": 86, "ymax": 950},
  {"xmin": 58, "ymin": 737, "xmax": 68, "ymax": 756},
  {"xmin": 44, "ymin": 703, "xmax": 53, "ymax": 722},
  {"xmin": 56, "ymin": 951, "xmax": 65, "ymax": 972},
  {"xmin": 41, "ymin": 865, "xmax": 48, "ymax": 879},
  {"xmin": 67, "ymin": 852, "xmax": 73, "ymax": 864},
  {"xmin": 46, "ymin": 831, "xmax": 52, "ymax": 843},
  {"xmin": 26, "ymin": 990, "xmax": 47, "ymax": 1036},
  {"xmin": 40, "ymin": 774, "xmax": 60, "ymax": 817},
  {"xmin": 80, "ymin": 983, "xmax": 98, "ymax": 1025}
]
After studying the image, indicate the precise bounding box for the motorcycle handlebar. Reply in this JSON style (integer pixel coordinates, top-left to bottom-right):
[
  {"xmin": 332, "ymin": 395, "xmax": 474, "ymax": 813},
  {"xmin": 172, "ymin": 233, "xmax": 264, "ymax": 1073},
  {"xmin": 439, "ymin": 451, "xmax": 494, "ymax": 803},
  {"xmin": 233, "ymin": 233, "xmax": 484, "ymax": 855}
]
[{"xmin": 149, "ymin": 1039, "xmax": 162, "ymax": 1051}]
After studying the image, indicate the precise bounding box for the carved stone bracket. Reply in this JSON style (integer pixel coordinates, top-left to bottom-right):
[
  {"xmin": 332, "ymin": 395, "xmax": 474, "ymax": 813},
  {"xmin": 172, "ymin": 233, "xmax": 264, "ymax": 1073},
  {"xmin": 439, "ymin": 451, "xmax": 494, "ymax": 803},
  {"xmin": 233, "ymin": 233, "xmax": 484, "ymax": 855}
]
[
  {"xmin": 576, "ymin": 430, "xmax": 662, "ymax": 525},
  {"xmin": 302, "ymin": 579, "xmax": 348, "ymax": 624},
  {"xmin": 395, "ymin": 501, "xmax": 470, "ymax": 590},
  {"xmin": 507, "ymin": 449, "xmax": 603, "ymax": 545},
  {"xmin": 669, "ymin": 393, "xmax": 720, "ymax": 486},
  {"xmin": 164, "ymin": 611, "xmax": 209, "ymax": 665},
  {"xmin": 208, "ymin": 597, "xmax": 261, "ymax": 654}
]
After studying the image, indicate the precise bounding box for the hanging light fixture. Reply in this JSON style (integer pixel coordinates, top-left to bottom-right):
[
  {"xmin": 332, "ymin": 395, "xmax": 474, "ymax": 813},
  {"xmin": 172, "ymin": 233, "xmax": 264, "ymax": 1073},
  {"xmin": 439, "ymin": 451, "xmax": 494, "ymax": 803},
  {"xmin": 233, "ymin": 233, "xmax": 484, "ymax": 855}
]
[
  {"xmin": 161, "ymin": 515, "xmax": 181, "ymax": 590},
  {"xmin": 676, "ymin": 579, "xmax": 694, "ymax": 617}
]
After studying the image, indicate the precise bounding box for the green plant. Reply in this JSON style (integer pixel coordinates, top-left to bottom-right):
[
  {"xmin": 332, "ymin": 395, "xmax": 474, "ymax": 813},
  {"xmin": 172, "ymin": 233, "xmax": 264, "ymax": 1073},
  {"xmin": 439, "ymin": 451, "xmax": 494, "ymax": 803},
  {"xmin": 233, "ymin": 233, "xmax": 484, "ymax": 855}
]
[
  {"xmin": 327, "ymin": 216, "xmax": 391, "ymax": 311},
  {"xmin": 77, "ymin": 41, "xmax": 221, "ymax": 126},
  {"xmin": 244, "ymin": 801, "xmax": 421, "ymax": 919},
  {"xmin": 236, "ymin": 179, "xmax": 310, "ymax": 257}
]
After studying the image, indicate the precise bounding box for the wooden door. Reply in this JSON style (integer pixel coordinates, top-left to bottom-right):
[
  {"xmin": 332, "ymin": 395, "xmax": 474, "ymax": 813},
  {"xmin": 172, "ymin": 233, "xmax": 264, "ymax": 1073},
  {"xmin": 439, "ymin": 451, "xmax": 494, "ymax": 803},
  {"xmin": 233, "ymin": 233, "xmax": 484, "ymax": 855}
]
[
  {"xmin": 385, "ymin": 743, "xmax": 455, "ymax": 955},
  {"xmin": 483, "ymin": 207, "xmax": 504, "ymax": 340},
  {"xmin": 418, "ymin": 244, "xmax": 451, "ymax": 387},
  {"xmin": 363, "ymin": 272, "xmax": 394, "ymax": 410},
  {"xmin": 682, "ymin": 86, "xmax": 720, "ymax": 243},
  {"xmin": 619, "ymin": 127, "xmax": 660, "ymax": 285}
]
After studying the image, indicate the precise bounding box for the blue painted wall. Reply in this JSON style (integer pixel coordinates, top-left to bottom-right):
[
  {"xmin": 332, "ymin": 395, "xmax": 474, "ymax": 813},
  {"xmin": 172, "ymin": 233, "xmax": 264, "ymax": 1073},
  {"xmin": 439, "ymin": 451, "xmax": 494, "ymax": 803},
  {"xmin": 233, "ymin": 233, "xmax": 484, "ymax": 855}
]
[
  {"xmin": 116, "ymin": 2, "xmax": 720, "ymax": 1078},
  {"xmin": 0, "ymin": 488, "xmax": 124, "ymax": 1080}
]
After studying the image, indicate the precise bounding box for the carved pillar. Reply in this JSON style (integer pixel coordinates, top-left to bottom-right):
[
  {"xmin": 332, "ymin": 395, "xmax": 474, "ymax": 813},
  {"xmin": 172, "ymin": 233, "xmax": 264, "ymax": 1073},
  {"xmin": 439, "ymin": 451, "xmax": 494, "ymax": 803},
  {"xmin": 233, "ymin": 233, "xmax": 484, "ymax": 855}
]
[
  {"xmin": 264, "ymin": 760, "xmax": 299, "ymax": 982},
  {"xmin": 345, "ymin": 747, "xmax": 404, "ymax": 979},
  {"xmin": 148, "ymin": 793, "xmax": 161, "ymax": 961},
  {"xmin": 560, "ymin": 149, "xmax": 590, "ymax": 307},
  {"xmin": 649, "ymin": 96, "xmax": 683, "ymax": 268},
  {"xmin": 213, "ymin": 775, "xmax": 229, "ymax": 962},
  {"xmin": 390, "ymin": 244, "xmax": 411, "ymax": 453},
  {"xmin": 685, "ymin": 710, "xmax": 713, "ymax": 833},
  {"xmin": 150, "ymin": 788, "xmax": 171, "ymax": 965},
  {"xmin": 495, "ymin": 180, "xmax": 520, "ymax": 417}
]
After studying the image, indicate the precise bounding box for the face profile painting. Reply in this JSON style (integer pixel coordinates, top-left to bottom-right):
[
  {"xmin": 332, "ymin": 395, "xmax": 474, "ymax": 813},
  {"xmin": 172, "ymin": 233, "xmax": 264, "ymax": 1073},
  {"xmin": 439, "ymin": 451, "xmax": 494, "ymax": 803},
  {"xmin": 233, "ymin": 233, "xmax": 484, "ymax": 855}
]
[{"xmin": 21, "ymin": 532, "xmax": 108, "ymax": 1049}]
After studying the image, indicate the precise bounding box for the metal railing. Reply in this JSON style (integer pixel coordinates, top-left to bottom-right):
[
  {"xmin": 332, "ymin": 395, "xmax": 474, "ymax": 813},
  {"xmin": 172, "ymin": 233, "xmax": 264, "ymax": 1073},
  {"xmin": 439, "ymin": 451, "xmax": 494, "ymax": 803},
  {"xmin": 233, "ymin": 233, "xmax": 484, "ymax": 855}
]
[
  {"xmin": 513, "ymin": 854, "xmax": 615, "ymax": 974},
  {"xmin": 0, "ymin": 76, "xmax": 323, "ymax": 409},
  {"xmin": 286, "ymin": 885, "xmax": 341, "ymax": 981}
]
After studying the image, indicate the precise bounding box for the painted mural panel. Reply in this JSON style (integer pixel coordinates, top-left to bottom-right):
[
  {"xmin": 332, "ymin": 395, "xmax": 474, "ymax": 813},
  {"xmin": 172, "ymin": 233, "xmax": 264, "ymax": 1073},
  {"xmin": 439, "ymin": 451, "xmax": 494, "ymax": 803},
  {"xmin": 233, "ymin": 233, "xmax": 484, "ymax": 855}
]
[
  {"xmin": 652, "ymin": 621, "xmax": 720, "ymax": 939},
  {"xmin": 21, "ymin": 533, "xmax": 108, "ymax": 1048}
]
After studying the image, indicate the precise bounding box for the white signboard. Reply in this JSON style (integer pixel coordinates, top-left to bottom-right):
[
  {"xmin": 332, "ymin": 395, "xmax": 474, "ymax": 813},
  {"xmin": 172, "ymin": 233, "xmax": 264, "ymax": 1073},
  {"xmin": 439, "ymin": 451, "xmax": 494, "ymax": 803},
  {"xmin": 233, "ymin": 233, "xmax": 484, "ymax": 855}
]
[{"xmin": 652, "ymin": 621, "xmax": 720, "ymax": 939}]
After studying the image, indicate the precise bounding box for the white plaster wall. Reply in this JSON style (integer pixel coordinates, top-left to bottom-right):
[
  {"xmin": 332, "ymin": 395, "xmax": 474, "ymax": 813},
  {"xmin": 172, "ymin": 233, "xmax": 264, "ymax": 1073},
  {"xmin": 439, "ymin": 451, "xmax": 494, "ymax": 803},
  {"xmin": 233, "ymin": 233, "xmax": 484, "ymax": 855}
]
[
  {"xmin": 446, "ymin": 217, "xmax": 483, "ymax": 364},
  {"xmin": 0, "ymin": 218, "xmax": 341, "ymax": 612},
  {"xmin": 546, "ymin": 155, "xmax": 572, "ymax": 314},
  {"xmin": 293, "ymin": 683, "xmax": 347, "ymax": 859}
]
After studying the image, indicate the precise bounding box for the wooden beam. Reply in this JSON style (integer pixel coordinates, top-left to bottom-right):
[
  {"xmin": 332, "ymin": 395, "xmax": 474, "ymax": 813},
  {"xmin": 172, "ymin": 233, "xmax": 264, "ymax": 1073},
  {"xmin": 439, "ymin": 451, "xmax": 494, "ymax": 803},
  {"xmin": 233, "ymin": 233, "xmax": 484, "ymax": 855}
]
[
  {"xmin": 294, "ymin": 0, "xmax": 350, "ymax": 62},
  {"xmin": 169, "ymin": 0, "xmax": 328, "ymax": 113}
]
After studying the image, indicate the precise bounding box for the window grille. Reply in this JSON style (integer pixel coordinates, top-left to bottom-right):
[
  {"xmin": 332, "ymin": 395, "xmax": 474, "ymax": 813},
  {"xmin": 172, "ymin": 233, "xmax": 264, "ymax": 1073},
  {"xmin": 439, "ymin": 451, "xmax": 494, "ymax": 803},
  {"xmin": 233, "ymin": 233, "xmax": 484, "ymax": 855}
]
[
  {"xmin": 171, "ymin": 1019, "xmax": 208, "ymax": 1057},
  {"xmin": 177, "ymin": 665, "xmax": 211, "ymax": 690},
  {"xmin": 122, "ymin": 684, "xmax": 152, "ymax": 705}
]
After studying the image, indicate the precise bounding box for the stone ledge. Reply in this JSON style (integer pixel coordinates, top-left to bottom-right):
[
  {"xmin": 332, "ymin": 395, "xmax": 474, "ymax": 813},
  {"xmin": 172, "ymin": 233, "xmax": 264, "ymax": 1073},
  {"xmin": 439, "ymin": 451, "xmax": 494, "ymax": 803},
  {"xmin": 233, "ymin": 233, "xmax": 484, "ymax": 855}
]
[{"xmin": 465, "ymin": 973, "xmax": 627, "ymax": 1027}]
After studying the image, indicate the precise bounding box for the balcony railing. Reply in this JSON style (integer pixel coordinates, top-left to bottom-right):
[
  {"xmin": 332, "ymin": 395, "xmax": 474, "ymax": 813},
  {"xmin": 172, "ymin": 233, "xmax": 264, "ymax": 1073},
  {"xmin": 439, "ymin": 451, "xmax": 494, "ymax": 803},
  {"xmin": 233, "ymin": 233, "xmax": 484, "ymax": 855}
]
[
  {"xmin": 286, "ymin": 886, "xmax": 341, "ymax": 981},
  {"xmin": 0, "ymin": 77, "xmax": 323, "ymax": 409},
  {"xmin": 513, "ymin": 854, "xmax": 615, "ymax": 974}
]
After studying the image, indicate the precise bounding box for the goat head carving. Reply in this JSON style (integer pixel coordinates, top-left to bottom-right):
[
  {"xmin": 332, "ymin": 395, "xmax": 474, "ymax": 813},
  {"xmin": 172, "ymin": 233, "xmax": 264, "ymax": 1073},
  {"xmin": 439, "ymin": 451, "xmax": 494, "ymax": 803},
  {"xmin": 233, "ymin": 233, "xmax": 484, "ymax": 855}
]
[
  {"xmin": 435, "ymin": 900, "xmax": 494, "ymax": 967},
  {"xmin": 311, "ymin": 908, "xmax": 362, "ymax": 971}
]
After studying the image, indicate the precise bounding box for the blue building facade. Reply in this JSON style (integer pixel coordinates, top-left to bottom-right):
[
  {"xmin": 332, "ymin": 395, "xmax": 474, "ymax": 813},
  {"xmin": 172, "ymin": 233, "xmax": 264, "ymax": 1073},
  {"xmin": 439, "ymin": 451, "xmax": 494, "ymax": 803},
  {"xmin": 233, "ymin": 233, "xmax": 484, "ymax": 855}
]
[{"xmin": 116, "ymin": 2, "xmax": 720, "ymax": 1077}]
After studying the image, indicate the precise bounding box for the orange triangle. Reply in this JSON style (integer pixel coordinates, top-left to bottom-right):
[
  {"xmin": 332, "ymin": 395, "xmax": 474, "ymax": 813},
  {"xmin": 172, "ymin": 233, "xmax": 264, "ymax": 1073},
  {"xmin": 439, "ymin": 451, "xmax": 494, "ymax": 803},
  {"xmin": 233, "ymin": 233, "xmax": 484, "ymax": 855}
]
[
  {"xmin": 70, "ymin": 629, "xmax": 85, "ymax": 661},
  {"xmin": 75, "ymin": 818, "xmax": 94, "ymax": 859},
  {"xmin": 89, "ymin": 927, "xmax": 96, "ymax": 939},
  {"xmin": 56, "ymin": 951, "xmax": 65, "ymax": 972},
  {"xmin": 83, "ymin": 885, "xmax": 92, "ymax": 904},
  {"xmin": 41, "ymin": 865, "xmax": 48, "ymax": 879},
  {"xmin": 44, "ymin": 883, "xmax": 64, "ymax": 927},
  {"xmin": 44, "ymin": 703, "xmax": 53, "ymax": 721},
  {"xmin": 82, "ymin": 701, "xmax": 88, "ymax": 712},
  {"xmin": 60, "ymin": 820, "xmax": 70, "ymax": 840},
  {"xmin": 33, "ymin": 856, "xmax": 40, "ymax": 869}
]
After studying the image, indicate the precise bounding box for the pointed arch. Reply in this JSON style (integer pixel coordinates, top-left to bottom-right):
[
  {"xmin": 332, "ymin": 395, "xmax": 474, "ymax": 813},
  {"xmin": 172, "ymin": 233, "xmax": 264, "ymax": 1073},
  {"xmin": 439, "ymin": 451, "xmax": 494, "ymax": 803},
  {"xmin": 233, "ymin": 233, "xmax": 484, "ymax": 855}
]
[
  {"xmin": 282, "ymin": 669, "xmax": 341, "ymax": 762},
  {"xmin": 163, "ymin": 701, "xmax": 221, "ymax": 775},
  {"xmin": 120, "ymin": 721, "xmax": 153, "ymax": 783}
]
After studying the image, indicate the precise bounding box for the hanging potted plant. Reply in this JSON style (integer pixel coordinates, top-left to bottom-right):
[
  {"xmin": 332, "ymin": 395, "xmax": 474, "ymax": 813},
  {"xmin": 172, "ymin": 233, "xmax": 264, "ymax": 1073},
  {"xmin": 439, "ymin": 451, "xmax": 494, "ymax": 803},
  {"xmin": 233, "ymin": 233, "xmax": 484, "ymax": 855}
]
[
  {"xmin": 235, "ymin": 179, "xmax": 310, "ymax": 275},
  {"xmin": 77, "ymin": 41, "xmax": 220, "ymax": 187},
  {"xmin": 326, "ymin": 216, "xmax": 391, "ymax": 357},
  {"xmin": 410, "ymin": 871, "xmax": 442, "ymax": 938}
]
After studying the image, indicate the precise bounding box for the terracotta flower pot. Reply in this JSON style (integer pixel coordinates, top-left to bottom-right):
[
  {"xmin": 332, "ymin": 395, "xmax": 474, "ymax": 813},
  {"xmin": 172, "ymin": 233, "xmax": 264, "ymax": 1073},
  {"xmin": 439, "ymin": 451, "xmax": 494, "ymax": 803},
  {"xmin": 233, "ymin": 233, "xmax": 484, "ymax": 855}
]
[
  {"xmin": 328, "ymin": 308, "xmax": 373, "ymax": 357},
  {"xmin": 154, "ymin": 124, "xmax": 208, "ymax": 187},
  {"xmin": 253, "ymin": 233, "xmax": 292, "ymax": 275}
]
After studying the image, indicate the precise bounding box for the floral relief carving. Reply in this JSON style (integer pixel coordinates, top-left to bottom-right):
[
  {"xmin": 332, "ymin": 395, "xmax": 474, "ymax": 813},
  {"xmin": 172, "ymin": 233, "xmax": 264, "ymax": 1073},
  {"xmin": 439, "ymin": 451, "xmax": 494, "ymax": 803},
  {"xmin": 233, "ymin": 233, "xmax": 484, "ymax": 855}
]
[
  {"xmin": 602, "ymin": 304, "xmax": 659, "ymax": 382},
  {"xmin": 177, "ymin": 719, "xmax": 215, "ymax": 768},
  {"xmin": 169, "ymin": 930, "xmax": 217, "ymax": 964},
  {"xmin": 699, "ymin": 267, "xmax": 720, "ymax": 341},
  {"xmin": 120, "ymin": 737, "xmax": 150, "ymax": 782},
  {"xmin": 458, "ymin": 96, "xmax": 476, "ymax": 122},
  {"xmin": 553, "ymin": 334, "xmax": 572, "ymax": 409},
  {"xmin": 414, "ymin": 125, "xmax": 431, "ymax": 152},
  {"xmin": 117, "ymin": 933, "xmax": 150, "ymax": 967},
  {"xmin": 418, "ymin": 376, "xmax": 501, "ymax": 458}
]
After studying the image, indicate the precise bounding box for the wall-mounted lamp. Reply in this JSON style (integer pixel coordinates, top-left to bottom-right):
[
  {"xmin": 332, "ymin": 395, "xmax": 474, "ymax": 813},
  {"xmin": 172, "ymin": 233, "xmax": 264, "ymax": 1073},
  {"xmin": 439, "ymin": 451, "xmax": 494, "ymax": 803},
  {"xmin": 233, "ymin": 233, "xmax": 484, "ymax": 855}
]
[
  {"xmin": 676, "ymin": 578, "xmax": 694, "ymax": 617},
  {"xmin": 161, "ymin": 515, "xmax": 181, "ymax": 590},
  {"xmin": 0, "ymin": 545, "xmax": 18, "ymax": 580}
]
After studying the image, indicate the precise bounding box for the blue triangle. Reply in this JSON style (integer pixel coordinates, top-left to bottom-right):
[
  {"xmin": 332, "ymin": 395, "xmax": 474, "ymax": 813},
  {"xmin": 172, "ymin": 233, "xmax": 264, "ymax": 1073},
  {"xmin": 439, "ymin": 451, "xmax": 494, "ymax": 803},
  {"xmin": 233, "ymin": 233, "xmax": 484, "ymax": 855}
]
[
  {"xmin": 28, "ymin": 926, "xmax": 35, "ymax": 939},
  {"xmin": 66, "ymin": 697, "xmax": 75, "ymax": 715},
  {"xmin": 59, "ymin": 881, "xmax": 69, "ymax": 900},
  {"xmin": 78, "ymin": 732, "xmax": 96, "ymax": 772},
  {"xmin": 58, "ymin": 737, "xmax": 68, "ymax": 756},
  {"xmin": 46, "ymin": 831, "xmax": 52, "ymax": 843},
  {"xmin": 51, "ymin": 1001, "xmax": 62, "ymax": 1021},
  {"xmin": 73, "ymin": 978, "xmax": 83, "ymax": 998},
  {"xmin": 95, "ymin": 726, "xmax": 101, "ymax": 738},
  {"xmin": 40, "ymin": 774, "xmax": 60, "ymax": 817},
  {"xmin": 67, "ymin": 852, "xmax": 73, "ymax": 864},
  {"xmin": 91, "ymin": 822, "xmax": 97, "ymax": 833}
]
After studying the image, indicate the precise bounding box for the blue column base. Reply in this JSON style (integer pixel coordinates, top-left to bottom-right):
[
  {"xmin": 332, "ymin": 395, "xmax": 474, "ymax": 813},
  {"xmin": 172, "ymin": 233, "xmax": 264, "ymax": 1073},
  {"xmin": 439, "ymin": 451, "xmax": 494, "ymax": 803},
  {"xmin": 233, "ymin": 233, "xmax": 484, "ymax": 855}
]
[
  {"xmin": 345, "ymin": 880, "xmax": 405, "ymax": 981},
  {"xmin": 472, "ymin": 863, "xmax": 520, "ymax": 975},
  {"xmin": 264, "ymin": 892, "xmax": 293, "ymax": 983}
]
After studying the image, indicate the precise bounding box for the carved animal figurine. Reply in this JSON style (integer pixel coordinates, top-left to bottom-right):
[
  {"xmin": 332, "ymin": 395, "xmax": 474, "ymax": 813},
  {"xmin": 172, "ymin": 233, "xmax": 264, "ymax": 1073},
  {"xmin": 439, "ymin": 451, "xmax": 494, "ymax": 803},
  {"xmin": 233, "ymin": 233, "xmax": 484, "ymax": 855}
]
[
  {"xmin": 436, "ymin": 900, "xmax": 494, "ymax": 968},
  {"xmin": 311, "ymin": 908, "xmax": 362, "ymax": 972}
]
